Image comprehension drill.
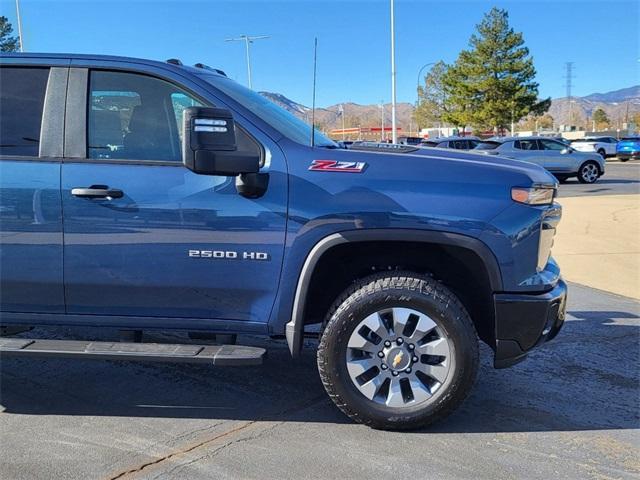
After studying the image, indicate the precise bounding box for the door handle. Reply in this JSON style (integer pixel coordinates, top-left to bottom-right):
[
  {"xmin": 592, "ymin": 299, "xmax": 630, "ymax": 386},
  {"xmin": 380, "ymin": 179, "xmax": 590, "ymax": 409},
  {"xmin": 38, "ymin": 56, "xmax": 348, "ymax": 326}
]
[{"xmin": 71, "ymin": 185, "xmax": 124, "ymax": 199}]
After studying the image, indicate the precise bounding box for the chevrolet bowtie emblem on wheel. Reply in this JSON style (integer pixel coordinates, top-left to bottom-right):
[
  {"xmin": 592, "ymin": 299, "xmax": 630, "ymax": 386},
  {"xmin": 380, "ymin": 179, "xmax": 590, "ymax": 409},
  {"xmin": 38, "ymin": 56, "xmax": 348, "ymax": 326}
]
[{"xmin": 392, "ymin": 352, "xmax": 404, "ymax": 369}]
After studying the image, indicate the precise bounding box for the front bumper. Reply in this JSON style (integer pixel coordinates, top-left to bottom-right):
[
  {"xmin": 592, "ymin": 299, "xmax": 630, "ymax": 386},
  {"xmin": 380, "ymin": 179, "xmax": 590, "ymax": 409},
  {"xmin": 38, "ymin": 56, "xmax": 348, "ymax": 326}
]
[{"xmin": 493, "ymin": 279, "xmax": 567, "ymax": 368}]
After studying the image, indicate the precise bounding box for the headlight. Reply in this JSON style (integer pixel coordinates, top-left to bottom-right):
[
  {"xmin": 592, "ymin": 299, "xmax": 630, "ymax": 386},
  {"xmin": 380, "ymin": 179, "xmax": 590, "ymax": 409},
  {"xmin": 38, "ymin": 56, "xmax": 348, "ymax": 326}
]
[{"xmin": 511, "ymin": 186, "xmax": 555, "ymax": 205}]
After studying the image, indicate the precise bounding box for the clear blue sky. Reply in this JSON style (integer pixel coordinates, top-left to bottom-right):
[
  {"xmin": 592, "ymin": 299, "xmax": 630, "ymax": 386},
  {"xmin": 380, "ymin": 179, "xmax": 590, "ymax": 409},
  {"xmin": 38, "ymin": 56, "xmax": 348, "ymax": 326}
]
[{"xmin": 2, "ymin": 0, "xmax": 638, "ymax": 107}]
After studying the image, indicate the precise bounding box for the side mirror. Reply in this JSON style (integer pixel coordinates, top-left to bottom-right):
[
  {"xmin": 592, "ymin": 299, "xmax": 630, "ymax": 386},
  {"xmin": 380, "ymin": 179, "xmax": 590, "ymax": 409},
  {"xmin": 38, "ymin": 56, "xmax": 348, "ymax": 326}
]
[
  {"xmin": 182, "ymin": 107, "xmax": 260, "ymax": 176},
  {"xmin": 561, "ymin": 148, "xmax": 572, "ymax": 154}
]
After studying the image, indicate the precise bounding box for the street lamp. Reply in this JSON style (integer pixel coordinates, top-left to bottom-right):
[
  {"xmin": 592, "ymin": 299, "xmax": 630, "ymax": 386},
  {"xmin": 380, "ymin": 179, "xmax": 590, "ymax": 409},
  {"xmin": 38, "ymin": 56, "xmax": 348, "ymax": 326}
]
[
  {"xmin": 415, "ymin": 62, "xmax": 435, "ymax": 134},
  {"xmin": 15, "ymin": 0, "xmax": 24, "ymax": 52},
  {"xmin": 225, "ymin": 34, "xmax": 270, "ymax": 89},
  {"xmin": 390, "ymin": 0, "xmax": 397, "ymax": 143},
  {"xmin": 338, "ymin": 104, "xmax": 345, "ymax": 141},
  {"xmin": 416, "ymin": 62, "xmax": 435, "ymax": 97},
  {"xmin": 379, "ymin": 102, "xmax": 385, "ymax": 142}
]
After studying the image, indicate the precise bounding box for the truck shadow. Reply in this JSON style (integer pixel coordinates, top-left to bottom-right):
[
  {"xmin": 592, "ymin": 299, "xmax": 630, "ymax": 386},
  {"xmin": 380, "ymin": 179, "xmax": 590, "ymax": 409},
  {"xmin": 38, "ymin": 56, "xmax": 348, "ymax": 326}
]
[{"xmin": 0, "ymin": 309, "xmax": 638, "ymax": 434}]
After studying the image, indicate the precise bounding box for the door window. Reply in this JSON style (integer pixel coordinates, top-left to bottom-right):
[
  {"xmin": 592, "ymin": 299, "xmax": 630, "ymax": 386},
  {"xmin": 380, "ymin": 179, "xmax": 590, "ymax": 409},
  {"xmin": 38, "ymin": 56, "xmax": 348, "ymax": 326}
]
[
  {"xmin": 514, "ymin": 139, "xmax": 539, "ymax": 151},
  {"xmin": 88, "ymin": 71, "xmax": 202, "ymax": 161},
  {"xmin": 539, "ymin": 139, "xmax": 566, "ymax": 151},
  {"xmin": 0, "ymin": 67, "xmax": 50, "ymax": 157}
]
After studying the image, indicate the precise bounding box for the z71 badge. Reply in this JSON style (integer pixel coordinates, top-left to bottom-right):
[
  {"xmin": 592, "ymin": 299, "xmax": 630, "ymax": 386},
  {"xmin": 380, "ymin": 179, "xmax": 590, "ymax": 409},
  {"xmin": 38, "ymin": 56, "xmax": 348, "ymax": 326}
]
[{"xmin": 309, "ymin": 160, "xmax": 366, "ymax": 173}]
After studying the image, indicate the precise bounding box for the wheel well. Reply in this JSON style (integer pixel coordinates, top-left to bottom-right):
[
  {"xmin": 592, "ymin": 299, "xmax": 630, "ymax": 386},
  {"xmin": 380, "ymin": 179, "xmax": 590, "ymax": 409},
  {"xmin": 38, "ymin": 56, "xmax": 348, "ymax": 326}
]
[{"xmin": 302, "ymin": 241, "xmax": 496, "ymax": 348}]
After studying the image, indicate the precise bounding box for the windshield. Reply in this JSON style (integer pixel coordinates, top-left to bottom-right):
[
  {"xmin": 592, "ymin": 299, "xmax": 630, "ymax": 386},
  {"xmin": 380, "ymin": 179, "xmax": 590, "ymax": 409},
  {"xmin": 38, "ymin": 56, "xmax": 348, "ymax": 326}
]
[
  {"xmin": 474, "ymin": 141, "xmax": 501, "ymax": 150},
  {"xmin": 199, "ymin": 74, "xmax": 336, "ymax": 148}
]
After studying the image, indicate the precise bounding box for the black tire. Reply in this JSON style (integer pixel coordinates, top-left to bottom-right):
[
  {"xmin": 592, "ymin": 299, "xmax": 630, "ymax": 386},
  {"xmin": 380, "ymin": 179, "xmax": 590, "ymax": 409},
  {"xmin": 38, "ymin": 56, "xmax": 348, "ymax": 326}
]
[
  {"xmin": 597, "ymin": 149, "xmax": 606, "ymax": 158},
  {"xmin": 317, "ymin": 271, "xmax": 479, "ymax": 430},
  {"xmin": 554, "ymin": 174, "xmax": 569, "ymax": 184},
  {"xmin": 577, "ymin": 161, "xmax": 600, "ymax": 184}
]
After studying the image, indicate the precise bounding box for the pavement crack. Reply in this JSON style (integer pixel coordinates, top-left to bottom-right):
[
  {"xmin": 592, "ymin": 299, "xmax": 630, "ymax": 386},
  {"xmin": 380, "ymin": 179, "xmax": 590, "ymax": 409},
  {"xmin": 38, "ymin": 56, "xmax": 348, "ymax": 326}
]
[
  {"xmin": 106, "ymin": 421, "xmax": 256, "ymax": 480},
  {"xmin": 105, "ymin": 394, "xmax": 329, "ymax": 480},
  {"xmin": 157, "ymin": 421, "xmax": 283, "ymax": 479}
]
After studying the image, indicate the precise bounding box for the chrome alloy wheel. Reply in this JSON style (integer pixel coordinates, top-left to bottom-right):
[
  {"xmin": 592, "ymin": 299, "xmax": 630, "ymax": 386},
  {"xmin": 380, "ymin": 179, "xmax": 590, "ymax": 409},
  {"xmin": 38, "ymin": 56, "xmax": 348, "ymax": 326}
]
[
  {"xmin": 346, "ymin": 307, "xmax": 452, "ymax": 408},
  {"xmin": 580, "ymin": 163, "xmax": 599, "ymax": 183}
]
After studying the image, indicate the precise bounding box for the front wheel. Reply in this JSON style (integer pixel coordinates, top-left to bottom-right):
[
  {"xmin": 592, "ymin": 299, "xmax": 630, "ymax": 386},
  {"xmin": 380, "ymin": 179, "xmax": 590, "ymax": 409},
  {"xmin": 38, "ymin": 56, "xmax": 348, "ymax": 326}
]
[
  {"xmin": 597, "ymin": 149, "xmax": 606, "ymax": 158},
  {"xmin": 577, "ymin": 161, "xmax": 600, "ymax": 184},
  {"xmin": 317, "ymin": 272, "xmax": 479, "ymax": 430}
]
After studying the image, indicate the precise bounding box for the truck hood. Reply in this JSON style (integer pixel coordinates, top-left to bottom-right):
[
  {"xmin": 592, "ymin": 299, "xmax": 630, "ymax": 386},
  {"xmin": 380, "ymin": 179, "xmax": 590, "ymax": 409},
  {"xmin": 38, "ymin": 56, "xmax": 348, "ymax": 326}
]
[{"xmin": 346, "ymin": 143, "xmax": 556, "ymax": 185}]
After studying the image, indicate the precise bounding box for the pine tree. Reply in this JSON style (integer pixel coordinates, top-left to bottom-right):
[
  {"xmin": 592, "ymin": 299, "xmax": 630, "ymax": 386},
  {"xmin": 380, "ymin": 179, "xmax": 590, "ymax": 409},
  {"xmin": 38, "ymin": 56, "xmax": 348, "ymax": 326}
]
[
  {"xmin": 0, "ymin": 16, "xmax": 19, "ymax": 52},
  {"xmin": 443, "ymin": 7, "xmax": 549, "ymax": 131},
  {"xmin": 415, "ymin": 61, "xmax": 451, "ymax": 129},
  {"xmin": 592, "ymin": 108, "xmax": 610, "ymax": 128}
]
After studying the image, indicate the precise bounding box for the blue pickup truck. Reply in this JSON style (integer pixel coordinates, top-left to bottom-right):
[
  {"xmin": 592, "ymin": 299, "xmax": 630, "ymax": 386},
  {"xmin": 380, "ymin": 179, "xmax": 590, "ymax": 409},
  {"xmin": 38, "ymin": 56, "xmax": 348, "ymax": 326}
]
[{"xmin": 0, "ymin": 53, "xmax": 566, "ymax": 430}]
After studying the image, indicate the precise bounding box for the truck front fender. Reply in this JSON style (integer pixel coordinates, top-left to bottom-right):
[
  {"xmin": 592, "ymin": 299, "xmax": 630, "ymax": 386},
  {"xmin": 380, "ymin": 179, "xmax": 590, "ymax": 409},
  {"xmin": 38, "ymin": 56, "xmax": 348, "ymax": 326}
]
[{"xmin": 285, "ymin": 228, "xmax": 502, "ymax": 357}]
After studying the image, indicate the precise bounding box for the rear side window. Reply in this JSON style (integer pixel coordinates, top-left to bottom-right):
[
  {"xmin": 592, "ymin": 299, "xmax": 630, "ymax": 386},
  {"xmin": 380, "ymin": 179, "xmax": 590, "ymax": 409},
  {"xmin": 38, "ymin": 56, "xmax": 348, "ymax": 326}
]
[
  {"xmin": 0, "ymin": 67, "xmax": 50, "ymax": 157},
  {"xmin": 88, "ymin": 70, "xmax": 203, "ymax": 161},
  {"xmin": 514, "ymin": 140, "xmax": 539, "ymax": 151},
  {"xmin": 474, "ymin": 141, "xmax": 500, "ymax": 150}
]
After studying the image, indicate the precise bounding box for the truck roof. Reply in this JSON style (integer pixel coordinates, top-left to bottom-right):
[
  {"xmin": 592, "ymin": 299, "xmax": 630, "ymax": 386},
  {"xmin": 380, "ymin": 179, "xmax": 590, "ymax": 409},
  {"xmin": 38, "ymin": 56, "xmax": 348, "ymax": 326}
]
[{"xmin": 0, "ymin": 52, "xmax": 227, "ymax": 78}]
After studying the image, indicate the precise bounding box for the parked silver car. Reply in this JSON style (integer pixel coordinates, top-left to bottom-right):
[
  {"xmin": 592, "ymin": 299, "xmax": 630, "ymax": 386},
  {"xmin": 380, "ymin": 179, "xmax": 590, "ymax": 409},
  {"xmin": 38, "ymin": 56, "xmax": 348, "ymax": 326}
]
[{"xmin": 474, "ymin": 136, "xmax": 605, "ymax": 183}]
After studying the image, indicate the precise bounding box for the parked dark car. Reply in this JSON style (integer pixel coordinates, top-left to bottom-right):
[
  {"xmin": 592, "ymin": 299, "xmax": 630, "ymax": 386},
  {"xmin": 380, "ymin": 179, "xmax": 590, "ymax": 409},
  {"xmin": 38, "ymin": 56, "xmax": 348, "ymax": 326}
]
[{"xmin": 397, "ymin": 136, "xmax": 424, "ymax": 146}]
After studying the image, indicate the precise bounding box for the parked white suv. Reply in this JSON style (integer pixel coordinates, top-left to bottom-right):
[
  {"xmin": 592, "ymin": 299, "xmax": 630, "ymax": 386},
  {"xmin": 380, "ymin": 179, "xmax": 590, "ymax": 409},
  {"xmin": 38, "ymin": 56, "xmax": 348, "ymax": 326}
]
[
  {"xmin": 570, "ymin": 137, "xmax": 618, "ymax": 158},
  {"xmin": 474, "ymin": 136, "xmax": 606, "ymax": 183}
]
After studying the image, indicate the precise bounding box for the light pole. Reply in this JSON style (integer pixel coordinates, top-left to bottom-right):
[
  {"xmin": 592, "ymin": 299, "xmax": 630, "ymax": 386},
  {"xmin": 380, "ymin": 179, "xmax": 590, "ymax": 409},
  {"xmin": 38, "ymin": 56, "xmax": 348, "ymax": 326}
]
[
  {"xmin": 415, "ymin": 62, "xmax": 435, "ymax": 134},
  {"xmin": 390, "ymin": 0, "xmax": 397, "ymax": 143},
  {"xmin": 225, "ymin": 34, "xmax": 269, "ymax": 89},
  {"xmin": 339, "ymin": 104, "xmax": 345, "ymax": 140},
  {"xmin": 15, "ymin": 0, "xmax": 24, "ymax": 52},
  {"xmin": 379, "ymin": 102, "xmax": 385, "ymax": 142}
]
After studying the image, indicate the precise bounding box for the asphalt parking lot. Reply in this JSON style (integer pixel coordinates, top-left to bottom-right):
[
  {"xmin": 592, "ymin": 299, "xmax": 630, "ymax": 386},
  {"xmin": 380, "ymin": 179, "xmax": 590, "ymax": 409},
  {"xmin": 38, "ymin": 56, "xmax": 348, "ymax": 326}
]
[
  {"xmin": 557, "ymin": 161, "xmax": 639, "ymax": 197},
  {"xmin": 0, "ymin": 282, "xmax": 638, "ymax": 480}
]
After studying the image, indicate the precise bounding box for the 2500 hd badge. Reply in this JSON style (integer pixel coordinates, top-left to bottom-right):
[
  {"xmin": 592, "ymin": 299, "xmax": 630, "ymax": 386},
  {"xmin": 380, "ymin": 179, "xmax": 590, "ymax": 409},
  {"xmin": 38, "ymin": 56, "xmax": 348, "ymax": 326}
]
[{"xmin": 188, "ymin": 250, "xmax": 270, "ymax": 260}]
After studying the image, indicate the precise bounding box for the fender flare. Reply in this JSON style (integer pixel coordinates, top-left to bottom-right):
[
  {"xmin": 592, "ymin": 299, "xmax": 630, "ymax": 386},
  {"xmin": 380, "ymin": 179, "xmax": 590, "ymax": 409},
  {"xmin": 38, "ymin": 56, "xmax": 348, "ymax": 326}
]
[{"xmin": 285, "ymin": 228, "xmax": 502, "ymax": 357}]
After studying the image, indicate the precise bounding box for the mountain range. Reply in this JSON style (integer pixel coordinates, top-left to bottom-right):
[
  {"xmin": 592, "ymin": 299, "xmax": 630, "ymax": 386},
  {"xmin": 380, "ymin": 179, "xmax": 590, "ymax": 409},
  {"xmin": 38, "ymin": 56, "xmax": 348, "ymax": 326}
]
[{"xmin": 260, "ymin": 85, "xmax": 640, "ymax": 133}]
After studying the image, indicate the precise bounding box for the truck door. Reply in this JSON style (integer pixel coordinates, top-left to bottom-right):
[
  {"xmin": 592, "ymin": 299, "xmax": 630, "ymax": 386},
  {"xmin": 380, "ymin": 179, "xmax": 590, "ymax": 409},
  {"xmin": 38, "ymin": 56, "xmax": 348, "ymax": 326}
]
[
  {"xmin": 61, "ymin": 68, "xmax": 287, "ymax": 323},
  {"xmin": 0, "ymin": 66, "xmax": 65, "ymax": 313}
]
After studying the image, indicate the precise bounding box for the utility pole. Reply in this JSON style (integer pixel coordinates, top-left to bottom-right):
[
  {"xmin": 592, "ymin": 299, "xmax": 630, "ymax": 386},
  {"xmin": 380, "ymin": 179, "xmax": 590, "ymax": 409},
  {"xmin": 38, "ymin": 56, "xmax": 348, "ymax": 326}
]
[
  {"xmin": 563, "ymin": 62, "xmax": 575, "ymax": 128},
  {"xmin": 225, "ymin": 34, "xmax": 269, "ymax": 89},
  {"xmin": 390, "ymin": 0, "xmax": 397, "ymax": 143},
  {"xmin": 15, "ymin": 0, "xmax": 24, "ymax": 52}
]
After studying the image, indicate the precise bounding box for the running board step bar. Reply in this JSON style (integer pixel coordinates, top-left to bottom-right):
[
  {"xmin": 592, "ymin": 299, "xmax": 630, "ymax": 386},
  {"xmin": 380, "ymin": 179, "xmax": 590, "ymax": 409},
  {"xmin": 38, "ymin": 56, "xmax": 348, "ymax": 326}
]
[{"xmin": 0, "ymin": 338, "xmax": 265, "ymax": 366}]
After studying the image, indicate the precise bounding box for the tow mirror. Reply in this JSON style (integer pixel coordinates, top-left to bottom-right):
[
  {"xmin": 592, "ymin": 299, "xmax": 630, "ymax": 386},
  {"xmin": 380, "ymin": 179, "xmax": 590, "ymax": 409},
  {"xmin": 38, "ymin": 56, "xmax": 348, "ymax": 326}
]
[{"xmin": 182, "ymin": 107, "xmax": 260, "ymax": 176}]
